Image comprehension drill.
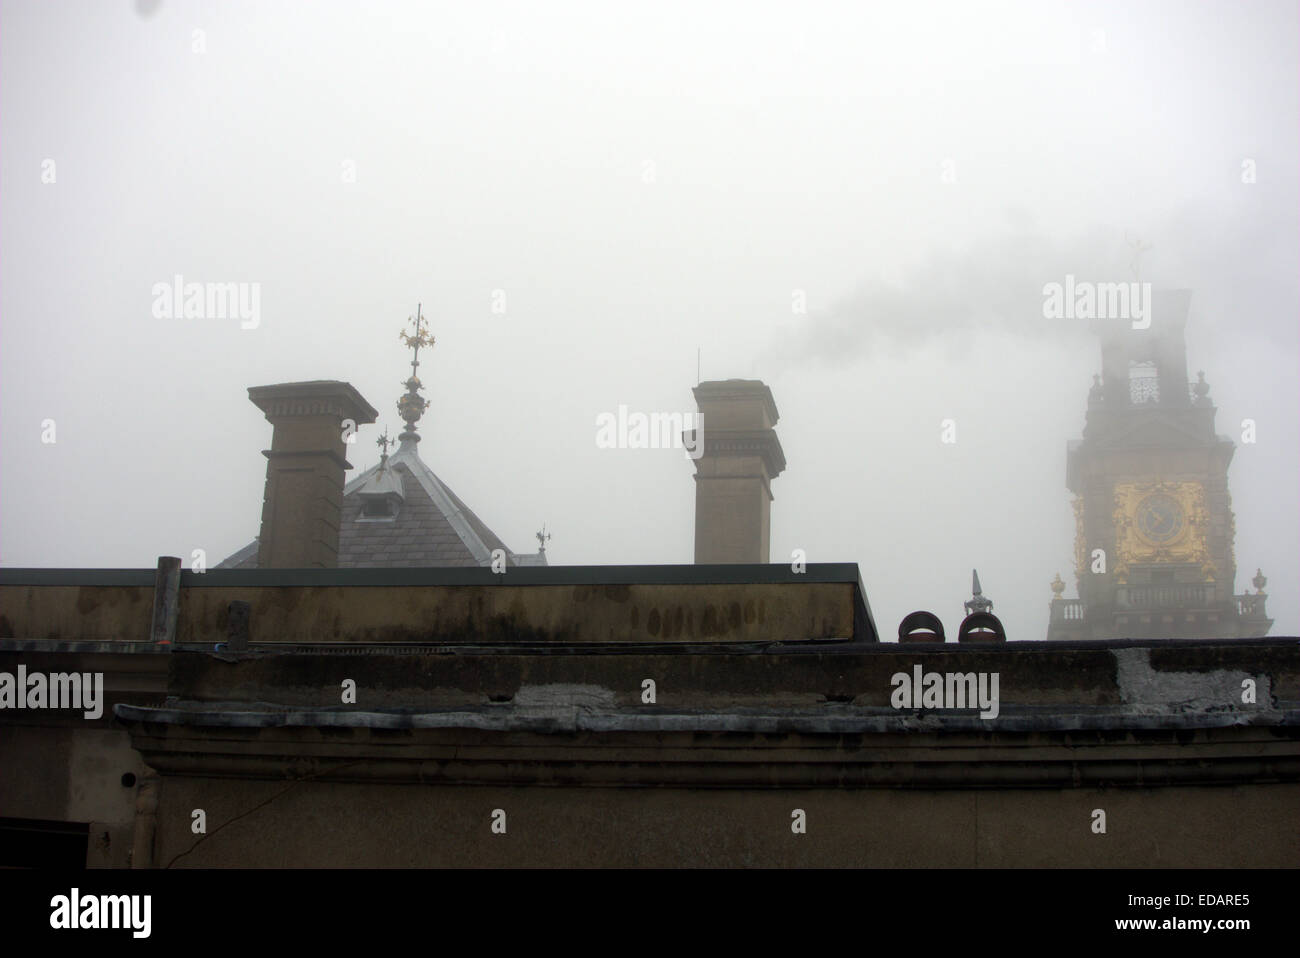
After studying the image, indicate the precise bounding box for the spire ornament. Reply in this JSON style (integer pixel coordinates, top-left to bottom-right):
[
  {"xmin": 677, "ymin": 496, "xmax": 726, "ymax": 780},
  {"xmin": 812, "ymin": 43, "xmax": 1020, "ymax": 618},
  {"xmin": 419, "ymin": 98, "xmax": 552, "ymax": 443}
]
[
  {"xmin": 1125, "ymin": 231, "xmax": 1153, "ymax": 282},
  {"xmin": 397, "ymin": 304, "xmax": 434, "ymax": 445},
  {"xmin": 964, "ymin": 569, "xmax": 994, "ymax": 616},
  {"xmin": 1088, "ymin": 374, "xmax": 1104, "ymax": 407},
  {"xmin": 1192, "ymin": 370, "xmax": 1211, "ymax": 406}
]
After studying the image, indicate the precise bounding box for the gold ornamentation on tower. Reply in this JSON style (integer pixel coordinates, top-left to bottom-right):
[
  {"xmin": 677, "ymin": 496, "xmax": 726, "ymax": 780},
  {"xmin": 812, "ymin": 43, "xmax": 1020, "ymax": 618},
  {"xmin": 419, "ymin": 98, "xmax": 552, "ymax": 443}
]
[
  {"xmin": 1111, "ymin": 480, "xmax": 1214, "ymax": 583},
  {"xmin": 1226, "ymin": 489, "xmax": 1236, "ymax": 571},
  {"xmin": 397, "ymin": 304, "xmax": 434, "ymax": 444},
  {"xmin": 1072, "ymin": 496, "xmax": 1086, "ymax": 586}
]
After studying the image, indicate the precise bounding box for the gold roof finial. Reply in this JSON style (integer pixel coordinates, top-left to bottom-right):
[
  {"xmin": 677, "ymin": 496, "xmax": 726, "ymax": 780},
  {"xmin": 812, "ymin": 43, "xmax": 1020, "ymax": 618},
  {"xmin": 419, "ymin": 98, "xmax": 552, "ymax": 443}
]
[{"xmin": 397, "ymin": 304, "xmax": 434, "ymax": 445}]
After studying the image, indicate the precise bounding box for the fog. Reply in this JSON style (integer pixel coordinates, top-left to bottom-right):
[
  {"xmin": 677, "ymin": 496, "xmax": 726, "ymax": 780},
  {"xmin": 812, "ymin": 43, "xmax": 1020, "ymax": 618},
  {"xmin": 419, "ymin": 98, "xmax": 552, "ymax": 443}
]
[{"xmin": 2, "ymin": 0, "xmax": 1295, "ymax": 641}]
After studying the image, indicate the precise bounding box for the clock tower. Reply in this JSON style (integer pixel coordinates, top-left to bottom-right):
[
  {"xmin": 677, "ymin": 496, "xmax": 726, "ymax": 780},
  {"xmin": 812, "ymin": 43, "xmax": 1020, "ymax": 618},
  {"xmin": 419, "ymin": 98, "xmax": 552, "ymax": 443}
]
[{"xmin": 1047, "ymin": 289, "xmax": 1272, "ymax": 639}]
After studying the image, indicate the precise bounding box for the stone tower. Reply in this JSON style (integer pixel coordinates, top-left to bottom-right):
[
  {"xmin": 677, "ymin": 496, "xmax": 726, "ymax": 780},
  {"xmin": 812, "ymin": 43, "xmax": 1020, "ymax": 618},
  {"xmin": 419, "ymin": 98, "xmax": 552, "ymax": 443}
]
[
  {"xmin": 688, "ymin": 380, "xmax": 786, "ymax": 564},
  {"xmin": 1046, "ymin": 290, "xmax": 1271, "ymax": 639}
]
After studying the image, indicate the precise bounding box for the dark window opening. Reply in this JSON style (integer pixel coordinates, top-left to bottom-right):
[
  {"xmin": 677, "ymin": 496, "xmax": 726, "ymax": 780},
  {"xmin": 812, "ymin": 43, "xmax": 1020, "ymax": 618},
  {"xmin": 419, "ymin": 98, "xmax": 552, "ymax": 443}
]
[
  {"xmin": 0, "ymin": 817, "xmax": 88, "ymax": 868},
  {"xmin": 362, "ymin": 498, "xmax": 394, "ymax": 518}
]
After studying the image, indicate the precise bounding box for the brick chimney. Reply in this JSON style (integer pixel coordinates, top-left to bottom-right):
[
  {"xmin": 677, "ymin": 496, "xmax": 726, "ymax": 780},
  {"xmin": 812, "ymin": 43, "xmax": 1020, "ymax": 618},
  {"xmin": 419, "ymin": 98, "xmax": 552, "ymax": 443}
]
[
  {"xmin": 248, "ymin": 381, "xmax": 378, "ymax": 568},
  {"xmin": 688, "ymin": 379, "xmax": 786, "ymax": 563}
]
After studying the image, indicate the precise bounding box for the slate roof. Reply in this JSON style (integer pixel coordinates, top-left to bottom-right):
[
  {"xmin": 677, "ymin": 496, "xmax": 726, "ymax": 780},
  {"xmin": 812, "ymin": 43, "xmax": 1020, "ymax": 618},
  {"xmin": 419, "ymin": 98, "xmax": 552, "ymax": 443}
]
[{"xmin": 217, "ymin": 438, "xmax": 546, "ymax": 569}]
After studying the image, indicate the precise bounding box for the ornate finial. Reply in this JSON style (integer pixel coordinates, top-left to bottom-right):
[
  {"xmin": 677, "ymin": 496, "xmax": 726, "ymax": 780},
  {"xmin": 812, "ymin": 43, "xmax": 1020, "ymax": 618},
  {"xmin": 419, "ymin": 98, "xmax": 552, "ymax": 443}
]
[
  {"xmin": 964, "ymin": 569, "xmax": 994, "ymax": 616},
  {"xmin": 1050, "ymin": 572, "xmax": 1066, "ymax": 597},
  {"xmin": 1125, "ymin": 231, "xmax": 1153, "ymax": 282},
  {"xmin": 1252, "ymin": 568, "xmax": 1267, "ymax": 594},
  {"xmin": 376, "ymin": 429, "xmax": 392, "ymax": 467},
  {"xmin": 536, "ymin": 524, "xmax": 551, "ymax": 553},
  {"xmin": 1192, "ymin": 370, "xmax": 1211, "ymax": 406},
  {"xmin": 397, "ymin": 304, "xmax": 434, "ymax": 444}
]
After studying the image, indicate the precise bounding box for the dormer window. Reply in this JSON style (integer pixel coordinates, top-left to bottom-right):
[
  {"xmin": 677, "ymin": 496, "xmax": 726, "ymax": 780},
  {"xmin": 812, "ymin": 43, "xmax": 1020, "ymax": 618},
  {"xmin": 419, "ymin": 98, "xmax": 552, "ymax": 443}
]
[
  {"xmin": 355, "ymin": 458, "xmax": 405, "ymax": 522},
  {"xmin": 362, "ymin": 497, "xmax": 396, "ymax": 519}
]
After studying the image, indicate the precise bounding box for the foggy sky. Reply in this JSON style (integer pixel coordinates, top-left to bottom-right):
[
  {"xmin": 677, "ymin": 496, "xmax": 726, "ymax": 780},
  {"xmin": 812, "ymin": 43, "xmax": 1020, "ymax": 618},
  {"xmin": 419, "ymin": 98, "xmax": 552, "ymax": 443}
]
[{"xmin": 2, "ymin": 0, "xmax": 1296, "ymax": 641}]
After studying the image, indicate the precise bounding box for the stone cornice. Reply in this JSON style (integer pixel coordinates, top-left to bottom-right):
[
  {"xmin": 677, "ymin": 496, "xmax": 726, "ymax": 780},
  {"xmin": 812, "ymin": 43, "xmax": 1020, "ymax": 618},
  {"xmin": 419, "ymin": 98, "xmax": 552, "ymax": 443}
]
[
  {"xmin": 692, "ymin": 379, "xmax": 780, "ymax": 425},
  {"xmin": 691, "ymin": 429, "xmax": 787, "ymax": 478},
  {"xmin": 114, "ymin": 704, "xmax": 1300, "ymax": 789},
  {"xmin": 262, "ymin": 448, "xmax": 353, "ymax": 470},
  {"xmin": 248, "ymin": 381, "xmax": 378, "ymax": 424}
]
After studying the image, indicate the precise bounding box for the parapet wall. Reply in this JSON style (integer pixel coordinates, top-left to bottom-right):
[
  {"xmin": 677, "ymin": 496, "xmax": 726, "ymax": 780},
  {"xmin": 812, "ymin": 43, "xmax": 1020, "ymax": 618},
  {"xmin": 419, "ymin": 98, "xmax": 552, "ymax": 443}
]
[{"xmin": 0, "ymin": 564, "xmax": 876, "ymax": 647}]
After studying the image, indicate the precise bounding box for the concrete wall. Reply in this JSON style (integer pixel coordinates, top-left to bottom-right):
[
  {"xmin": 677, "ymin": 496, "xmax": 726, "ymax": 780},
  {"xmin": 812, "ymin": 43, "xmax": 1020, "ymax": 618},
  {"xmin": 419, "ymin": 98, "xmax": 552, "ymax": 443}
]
[
  {"xmin": 0, "ymin": 724, "xmax": 148, "ymax": 867},
  {"xmin": 0, "ymin": 568, "xmax": 868, "ymax": 646},
  {"xmin": 0, "ymin": 648, "xmax": 165, "ymax": 867},
  {"xmin": 2, "ymin": 570, "xmax": 1295, "ymax": 869},
  {"xmin": 150, "ymin": 777, "xmax": 1300, "ymax": 868}
]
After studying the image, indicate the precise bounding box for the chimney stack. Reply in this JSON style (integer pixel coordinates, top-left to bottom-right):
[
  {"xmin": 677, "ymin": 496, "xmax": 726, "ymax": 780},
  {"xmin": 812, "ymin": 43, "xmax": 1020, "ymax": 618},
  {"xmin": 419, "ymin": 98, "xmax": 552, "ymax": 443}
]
[
  {"xmin": 248, "ymin": 381, "xmax": 378, "ymax": 568},
  {"xmin": 689, "ymin": 379, "xmax": 786, "ymax": 563}
]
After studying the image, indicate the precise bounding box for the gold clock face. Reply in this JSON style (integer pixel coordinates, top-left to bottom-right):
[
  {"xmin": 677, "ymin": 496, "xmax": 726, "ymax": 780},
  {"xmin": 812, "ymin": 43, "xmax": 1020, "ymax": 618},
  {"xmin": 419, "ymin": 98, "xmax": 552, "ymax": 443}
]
[
  {"xmin": 1111, "ymin": 481, "xmax": 1215, "ymax": 584},
  {"xmin": 1135, "ymin": 493, "xmax": 1186, "ymax": 544}
]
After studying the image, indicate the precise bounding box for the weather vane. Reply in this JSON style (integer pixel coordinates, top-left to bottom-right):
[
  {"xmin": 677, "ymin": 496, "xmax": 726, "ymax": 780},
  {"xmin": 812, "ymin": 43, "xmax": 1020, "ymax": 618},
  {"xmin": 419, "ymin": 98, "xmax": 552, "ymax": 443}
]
[
  {"xmin": 1125, "ymin": 232, "xmax": 1153, "ymax": 282},
  {"xmin": 536, "ymin": 524, "xmax": 551, "ymax": 553},
  {"xmin": 400, "ymin": 303, "xmax": 435, "ymax": 380},
  {"xmin": 397, "ymin": 304, "xmax": 434, "ymax": 443}
]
